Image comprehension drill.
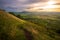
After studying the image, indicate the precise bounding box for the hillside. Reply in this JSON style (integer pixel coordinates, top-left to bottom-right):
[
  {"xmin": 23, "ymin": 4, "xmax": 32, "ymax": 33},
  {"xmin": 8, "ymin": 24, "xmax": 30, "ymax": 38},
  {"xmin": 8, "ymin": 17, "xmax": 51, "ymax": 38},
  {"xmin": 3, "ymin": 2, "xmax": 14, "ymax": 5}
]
[
  {"xmin": 0, "ymin": 10, "xmax": 42, "ymax": 40},
  {"xmin": 0, "ymin": 10, "xmax": 60, "ymax": 40}
]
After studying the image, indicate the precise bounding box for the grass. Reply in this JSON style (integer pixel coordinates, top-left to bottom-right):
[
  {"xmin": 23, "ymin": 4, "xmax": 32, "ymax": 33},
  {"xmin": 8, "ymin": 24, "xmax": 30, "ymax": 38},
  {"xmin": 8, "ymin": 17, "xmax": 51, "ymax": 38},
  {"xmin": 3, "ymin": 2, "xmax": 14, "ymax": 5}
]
[{"xmin": 0, "ymin": 10, "xmax": 60, "ymax": 40}]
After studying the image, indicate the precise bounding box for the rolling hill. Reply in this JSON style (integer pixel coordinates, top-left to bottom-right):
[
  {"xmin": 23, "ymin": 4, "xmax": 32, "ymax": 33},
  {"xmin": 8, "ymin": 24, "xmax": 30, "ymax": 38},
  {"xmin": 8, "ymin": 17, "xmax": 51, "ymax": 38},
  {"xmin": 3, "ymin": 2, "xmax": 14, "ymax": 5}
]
[{"xmin": 0, "ymin": 10, "xmax": 60, "ymax": 40}]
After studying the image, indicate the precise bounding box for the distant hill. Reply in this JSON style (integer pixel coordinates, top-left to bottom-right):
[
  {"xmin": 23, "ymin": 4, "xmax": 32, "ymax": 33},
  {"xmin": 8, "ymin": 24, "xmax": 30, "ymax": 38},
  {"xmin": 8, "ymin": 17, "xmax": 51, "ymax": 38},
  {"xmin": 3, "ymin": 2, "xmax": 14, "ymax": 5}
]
[
  {"xmin": 0, "ymin": 10, "xmax": 60, "ymax": 40},
  {"xmin": 13, "ymin": 12, "xmax": 60, "ymax": 16}
]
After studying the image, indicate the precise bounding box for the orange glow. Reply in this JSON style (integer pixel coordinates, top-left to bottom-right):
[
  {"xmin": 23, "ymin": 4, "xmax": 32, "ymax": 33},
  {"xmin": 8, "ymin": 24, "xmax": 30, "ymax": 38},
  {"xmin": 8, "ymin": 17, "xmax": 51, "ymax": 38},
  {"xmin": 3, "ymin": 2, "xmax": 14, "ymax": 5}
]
[{"xmin": 26, "ymin": 0, "xmax": 60, "ymax": 12}]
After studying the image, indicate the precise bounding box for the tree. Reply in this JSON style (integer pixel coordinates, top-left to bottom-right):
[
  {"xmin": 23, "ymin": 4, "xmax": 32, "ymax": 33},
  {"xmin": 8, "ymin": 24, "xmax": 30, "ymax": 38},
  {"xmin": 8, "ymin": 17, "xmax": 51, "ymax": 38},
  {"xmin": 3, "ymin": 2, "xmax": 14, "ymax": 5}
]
[
  {"xmin": 16, "ymin": 15, "xmax": 22, "ymax": 19},
  {"xmin": 9, "ymin": 12, "xmax": 16, "ymax": 16}
]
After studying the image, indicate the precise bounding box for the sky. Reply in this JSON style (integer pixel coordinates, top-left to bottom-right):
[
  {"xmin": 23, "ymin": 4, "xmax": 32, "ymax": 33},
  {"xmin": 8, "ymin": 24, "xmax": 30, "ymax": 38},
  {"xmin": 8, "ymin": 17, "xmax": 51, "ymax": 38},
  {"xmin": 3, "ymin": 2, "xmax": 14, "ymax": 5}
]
[{"xmin": 0, "ymin": 0, "xmax": 60, "ymax": 12}]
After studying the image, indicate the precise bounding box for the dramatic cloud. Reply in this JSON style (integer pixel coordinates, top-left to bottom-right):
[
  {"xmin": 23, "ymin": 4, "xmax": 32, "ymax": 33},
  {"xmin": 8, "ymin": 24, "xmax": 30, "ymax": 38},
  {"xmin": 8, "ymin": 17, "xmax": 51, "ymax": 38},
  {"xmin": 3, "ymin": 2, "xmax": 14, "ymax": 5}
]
[{"xmin": 0, "ymin": 0, "xmax": 60, "ymax": 12}]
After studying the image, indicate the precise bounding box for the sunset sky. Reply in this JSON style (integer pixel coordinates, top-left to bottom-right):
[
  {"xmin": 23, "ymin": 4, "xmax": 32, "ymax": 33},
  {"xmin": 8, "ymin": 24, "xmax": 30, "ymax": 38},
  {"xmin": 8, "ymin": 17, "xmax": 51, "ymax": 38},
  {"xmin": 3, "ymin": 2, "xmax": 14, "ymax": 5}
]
[{"xmin": 0, "ymin": 0, "xmax": 60, "ymax": 12}]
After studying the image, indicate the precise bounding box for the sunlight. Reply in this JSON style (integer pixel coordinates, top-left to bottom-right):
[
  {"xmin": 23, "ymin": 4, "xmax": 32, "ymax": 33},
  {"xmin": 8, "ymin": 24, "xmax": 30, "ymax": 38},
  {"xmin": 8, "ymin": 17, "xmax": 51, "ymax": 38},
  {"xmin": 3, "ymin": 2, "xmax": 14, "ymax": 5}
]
[
  {"xmin": 42, "ymin": 0, "xmax": 56, "ymax": 9},
  {"xmin": 47, "ymin": 1, "xmax": 55, "ymax": 5},
  {"xmin": 26, "ymin": 0, "xmax": 60, "ymax": 12},
  {"xmin": 43, "ymin": 5, "xmax": 56, "ymax": 9}
]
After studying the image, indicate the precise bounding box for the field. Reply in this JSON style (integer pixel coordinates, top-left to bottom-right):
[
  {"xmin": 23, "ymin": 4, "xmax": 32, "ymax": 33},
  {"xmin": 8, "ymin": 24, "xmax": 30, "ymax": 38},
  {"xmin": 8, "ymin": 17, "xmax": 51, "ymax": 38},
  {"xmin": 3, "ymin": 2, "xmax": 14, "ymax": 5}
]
[{"xmin": 0, "ymin": 10, "xmax": 60, "ymax": 40}]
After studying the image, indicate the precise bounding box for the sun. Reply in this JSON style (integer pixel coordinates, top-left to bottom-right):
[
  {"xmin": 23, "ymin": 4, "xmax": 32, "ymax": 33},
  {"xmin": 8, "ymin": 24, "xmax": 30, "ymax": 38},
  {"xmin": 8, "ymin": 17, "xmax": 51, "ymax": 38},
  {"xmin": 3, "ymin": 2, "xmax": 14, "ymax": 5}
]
[
  {"xmin": 47, "ymin": 1, "xmax": 55, "ymax": 5},
  {"xmin": 26, "ymin": 0, "xmax": 60, "ymax": 12},
  {"xmin": 42, "ymin": 0, "xmax": 56, "ymax": 9}
]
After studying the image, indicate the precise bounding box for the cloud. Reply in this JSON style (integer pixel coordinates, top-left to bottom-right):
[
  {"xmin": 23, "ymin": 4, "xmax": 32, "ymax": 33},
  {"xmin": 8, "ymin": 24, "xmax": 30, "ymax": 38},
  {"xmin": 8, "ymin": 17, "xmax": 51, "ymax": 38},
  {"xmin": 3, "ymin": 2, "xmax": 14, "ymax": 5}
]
[
  {"xmin": 53, "ymin": 3, "xmax": 60, "ymax": 5},
  {"xmin": 0, "ymin": 0, "xmax": 59, "ymax": 12}
]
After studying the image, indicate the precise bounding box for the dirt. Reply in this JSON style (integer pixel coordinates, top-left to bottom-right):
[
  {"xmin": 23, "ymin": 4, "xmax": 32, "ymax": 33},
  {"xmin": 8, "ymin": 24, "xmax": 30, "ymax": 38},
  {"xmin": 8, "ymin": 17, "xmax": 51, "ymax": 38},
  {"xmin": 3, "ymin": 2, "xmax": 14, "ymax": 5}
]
[{"xmin": 23, "ymin": 29, "xmax": 34, "ymax": 40}]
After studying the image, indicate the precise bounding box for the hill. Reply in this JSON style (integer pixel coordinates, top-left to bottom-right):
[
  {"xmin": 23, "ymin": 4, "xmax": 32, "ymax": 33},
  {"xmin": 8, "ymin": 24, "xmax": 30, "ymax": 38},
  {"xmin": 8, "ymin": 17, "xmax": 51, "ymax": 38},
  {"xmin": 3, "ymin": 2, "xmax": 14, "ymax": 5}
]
[
  {"xmin": 0, "ymin": 10, "xmax": 42, "ymax": 40},
  {"xmin": 0, "ymin": 10, "xmax": 60, "ymax": 40},
  {"xmin": 0, "ymin": 10, "xmax": 37, "ymax": 40}
]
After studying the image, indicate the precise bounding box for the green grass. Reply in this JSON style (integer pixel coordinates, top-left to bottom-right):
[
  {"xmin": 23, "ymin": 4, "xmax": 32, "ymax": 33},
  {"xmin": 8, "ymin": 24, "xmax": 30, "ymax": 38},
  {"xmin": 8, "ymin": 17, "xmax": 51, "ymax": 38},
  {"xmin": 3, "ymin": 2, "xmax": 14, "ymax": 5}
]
[
  {"xmin": 0, "ymin": 10, "xmax": 60, "ymax": 40},
  {"xmin": 0, "ymin": 11, "xmax": 41, "ymax": 40},
  {"xmin": 0, "ymin": 11, "xmax": 26, "ymax": 40},
  {"xmin": 15, "ymin": 13, "xmax": 60, "ymax": 40}
]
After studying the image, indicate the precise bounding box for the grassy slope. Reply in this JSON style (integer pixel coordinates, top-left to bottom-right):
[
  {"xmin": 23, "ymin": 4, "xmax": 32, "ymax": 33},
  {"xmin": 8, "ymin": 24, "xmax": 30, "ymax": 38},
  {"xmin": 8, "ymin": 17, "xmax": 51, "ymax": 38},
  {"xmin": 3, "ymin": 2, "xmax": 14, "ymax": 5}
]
[
  {"xmin": 0, "ymin": 11, "xmax": 42, "ymax": 40},
  {"xmin": 0, "ymin": 11, "xmax": 60, "ymax": 40},
  {"xmin": 16, "ymin": 13, "xmax": 60, "ymax": 40}
]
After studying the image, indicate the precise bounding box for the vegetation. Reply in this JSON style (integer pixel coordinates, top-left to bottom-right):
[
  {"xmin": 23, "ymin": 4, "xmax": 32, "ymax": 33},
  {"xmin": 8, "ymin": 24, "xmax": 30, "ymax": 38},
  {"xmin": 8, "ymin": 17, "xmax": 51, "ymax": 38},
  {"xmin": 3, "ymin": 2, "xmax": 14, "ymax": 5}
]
[
  {"xmin": 9, "ymin": 12, "xmax": 16, "ymax": 16},
  {"xmin": 14, "ymin": 12, "xmax": 60, "ymax": 40},
  {"xmin": 0, "ymin": 10, "xmax": 60, "ymax": 40}
]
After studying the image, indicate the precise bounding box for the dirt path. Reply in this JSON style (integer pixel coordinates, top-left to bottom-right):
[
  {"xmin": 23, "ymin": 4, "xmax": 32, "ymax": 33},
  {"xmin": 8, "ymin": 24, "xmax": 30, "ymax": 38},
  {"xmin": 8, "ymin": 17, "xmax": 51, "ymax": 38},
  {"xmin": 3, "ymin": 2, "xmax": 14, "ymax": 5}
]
[{"xmin": 23, "ymin": 29, "xmax": 33, "ymax": 40}]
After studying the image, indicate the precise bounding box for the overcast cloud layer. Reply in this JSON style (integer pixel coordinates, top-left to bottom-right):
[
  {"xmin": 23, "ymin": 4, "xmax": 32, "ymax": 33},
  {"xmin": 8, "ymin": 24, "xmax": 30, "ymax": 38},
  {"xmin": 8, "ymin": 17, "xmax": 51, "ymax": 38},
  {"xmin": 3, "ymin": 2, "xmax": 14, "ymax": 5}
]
[{"xmin": 0, "ymin": 0, "xmax": 60, "ymax": 12}]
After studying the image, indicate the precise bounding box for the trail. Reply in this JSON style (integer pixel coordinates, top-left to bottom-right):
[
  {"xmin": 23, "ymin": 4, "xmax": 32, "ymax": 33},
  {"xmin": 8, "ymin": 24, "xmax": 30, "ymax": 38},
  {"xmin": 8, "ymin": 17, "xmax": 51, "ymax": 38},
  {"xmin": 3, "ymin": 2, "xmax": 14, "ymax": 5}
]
[{"xmin": 23, "ymin": 29, "xmax": 33, "ymax": 40}]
